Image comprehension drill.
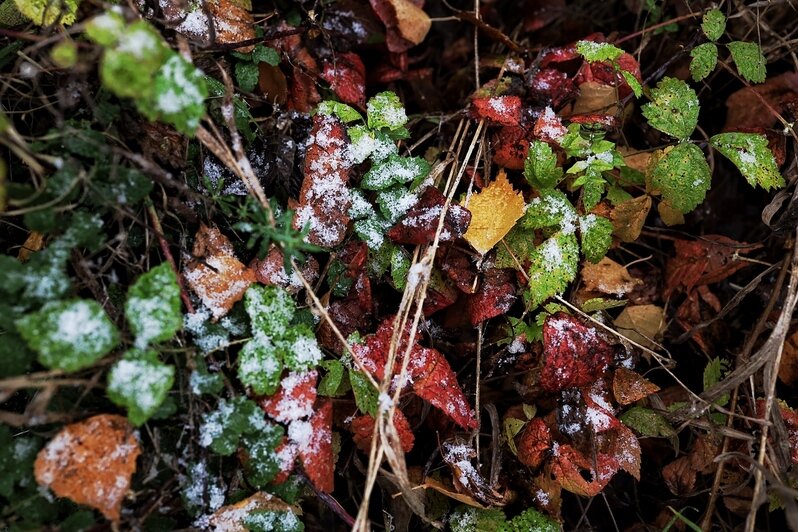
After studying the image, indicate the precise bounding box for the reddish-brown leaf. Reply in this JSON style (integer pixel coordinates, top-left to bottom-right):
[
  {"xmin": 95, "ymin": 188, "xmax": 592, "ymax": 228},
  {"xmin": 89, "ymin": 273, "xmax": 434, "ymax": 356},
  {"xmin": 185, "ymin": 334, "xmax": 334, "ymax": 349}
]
[
  {"xmin": 251, "ymin": 246, "xmax": 319, "ymax": 294},
  {"xmin": 470, "ymin": 95, "xmax": 523, "ymax": 126},
  {"xmin": 540, "ymin": 313, "xmax": 615, "ymax": 392},
  {"xmin": 441, "ymin": 440, "xmax": 504, "ymax": 506},
  {"xmin": 491, "ymin": 126, "xmax": 530, "ymax": 170},
  {"xmin": 438, "ymin": 245, "xmax": 479, "ymax": 294},
  {"xmin": 517, "ymin": 418, "xmax": 552, "ymax": 469},
  {"xmin": 322, "ymin": 53, "xmax": 366, "ymax": 108},
  {"xmin": 422, "ymin": 271, "xmax": 460, "ymax": 316},
  {"xmin": 258, "ymin": 370, "xmax": 318, "ymax": 423},
  {"xmin": 532, "ymin": 106, "xmax": 568, "ymax": 144},
  {"xmin": 34, "ymin": 414, "xmax": 140, "ymax": 522},
  {"xmin": 294, "ymin": 113, "xmax": 352, "ymax": 247},
  {"xmin": 388, "ymin": 186, "xmax": 472, "ymax": 245},
  {"xmin": 350, "ymin": 409, "xmax": 415, "ymax": 453},
  {"xmin": 166, "ymin": 0, "xmax": 257, "ymax": 52},
  {"xmin": 296, "ymin": 399, "xmax": 334, "ymax": 493},
  {"xmin": 530, "ymin": 70, "xmax": 577, "ymax": 109},
  {"xmin": 724, "ymin": 72, "xmax": 798, "ymax": 131},
  {"xmin": 612, "ymin": 367, "xmax": 660, "ymax": 405},
  {"xmin": 601, "ymin": 423, "xmax": 642, "ymax": 480},
  {"xmin": 662, "ymin": 436, "xmax": 718, "ymax": 495},
  {"xmin": 465, "ymin": 268, "xmax": 517, "ymax": 325},
  {"xmin": 551, "ymin": 444, "xmax": 616, "ymax": 497}
]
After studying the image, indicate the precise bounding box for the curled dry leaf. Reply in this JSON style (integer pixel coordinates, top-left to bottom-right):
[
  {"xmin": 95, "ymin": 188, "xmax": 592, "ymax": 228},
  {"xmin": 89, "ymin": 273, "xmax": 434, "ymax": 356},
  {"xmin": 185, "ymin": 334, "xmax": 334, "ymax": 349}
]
[
  {"xmin": 369, "ymin": 0, "xmax": 432, "ymax": 53},
  {"xmin": 161, "ymin": 0, "xmax": 257, "ymax": 52},
  {"xmin": 350, "ymin": 409, "xmax": 415, "ymax": 453},
  {"xmin": 184, "ymin": 224, "xmax": 257, "ymax": 320},
  {"xmin": 724, "ymin": 71, "xmax": 798, "ymax": 131},
  {"xmin": 581, "ymin": 257, "xmax": 642, "ymax": 297},
  {"xmin": 611, "ymin": 195, "xmax": 651, "ymax": 242},
  {"xmin": 533, "ymin": 106, "xmax": 568, "ymax": 144},
  {"xmin": 441, "ymin": 440, "xmax": 504, "ymax": 506},
  {"xmin": 662, "ymin": 436, "xmax": 718, "ymax": 495},
  {"xmin": 463, "ymin": 170, "xmax": 526, "ymax": 255},
  {"xmin": 294, "ymin": 113, "xmax": 352, "ymax": 247},
  {"xmin": 34, "ymin": 414, "xmax": 140, "ymax": 522},
  {"xmin": 612, "ymin": 367, "xmax": 660, "ymax": 405},
  {"xmin": 613, "ymin": 304, "xmax": 665, "ymax": 350},
  {"xmin": 208, "ymin": 491, "xmax": 301, "ymax": 532}
]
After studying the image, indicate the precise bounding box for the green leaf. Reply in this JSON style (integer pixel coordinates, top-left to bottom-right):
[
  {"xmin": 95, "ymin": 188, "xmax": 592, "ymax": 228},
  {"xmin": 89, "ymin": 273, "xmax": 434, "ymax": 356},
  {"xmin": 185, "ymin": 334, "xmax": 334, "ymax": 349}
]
[
  {"xmin": 99, "ymin": 22, "xmax": 169, "ymax": 101},
  {"xmin": 0, "ymin": 329, "xmax": 35, "ymax": 377},
  {"xmin": 90, "ymin": 166, "xmax": 154, "ymax": 206},
  {"xmin": 281, "ymin": 325, "xmax": 323, "ymax": 371},
  {"xmin": 244, "ymin": 509, "xmax": 304, "ymax": 532},
  {"xmin": 495, "ymin": 225, "xmax": 535, "ymax": 270},
  {"xmin": 524, "ymin": 140, "xmax": 563, "ymax": 190},
  {"xmin": 125, "ymin": 263, "xmax": 182, "ymax": 348},
  {"xmin": 0, "ymin": 425, "xmax": 41, "ymax": 498},
  {"xmin": 390, "ymin": 245, "xmax": 411, "ymax": 291},
  {"xmin": 235, "ymin": 61, "xmax": 259, "ymax": 93},
  {"xmin": 709, "ymin": 132, "xmax": 784, "ymax": 190},
  {"xmin": 350, "ymin": 369, "xmax": 378, "ymax": 416},
  {"xmin": 649, "ymin": 142, "xmax": 711, "ymax": 213},
  {"xmin": 501, "ymin": 507, "xmax": 559, "ymax": 532},
  {"xmin": 199, "ymin": 397, "xmax": 250, "ymax": 455},
  {"xmin": 689, "ymin": 43, "xmax": 718, "ymax": 82},
  {"xmin": 51, "ymin": 40, "xmax": 77, "ymax": 68},
  {"xmin": 525, "ymin": 232, "xmax": 579, "ymax": 310},
  {"xmin": 317, "ymin": 101, "xmax": 363, "ymax": 123},
  {"xmin": 450, "ymin": 506, "xmax": 507, "ymax": 532},
  {"xmin": 520, "ymin": 189, "xmax": 577, "ymax": 233},
  {"xmin": 318, "ymin": 359, "xmax": 349, "ymax": 397},
  {"xmin": 581, "ymin": 297, "xmax": 628, "ymax": 312},
  {"xmin": 85, "ymin": 11, "xmax": 126, "ymax": 46},
  {"xmin": 15, "ymin": 299, "xmax": 119, "ymax": 372},
  {"xmin": 245, "ymin": 285, "xmax": 295, "ymax": 337},
  {"xmin": 366, "ymin": 91, "xmax": 408, "ymax": 131},
  {"xmin": 703, "ymin": 357, "xmax": 730, "ymax": 407},
  {"xmin": 576, "ymin": 40, "xmax": 624, "ymax": 62},
  {"xmin": 578, "ymin": 214, "xmax": 614, "ymax": 263},
  {"xmin": 701, "ymin": 8, "xmax": 726, "ymax": 41},
  {"xmin": 150, "ymin": 53, "xmax": 208, "ymax": 135},
  {"xmin": 503, "ymin": 417, "xmax": 526, "ymax": 455},
  {"xmin": 727, "ymin": 41, "xmax": 767, "ymax": 83},
  {"xmin": 15, "ymin": 0, "xmax": 80, "ymax": 26},
  {"xmin": 620, "ymin": 406, "xmax": 676, "ymax": 437},
  {"xmin": 238, "ymin": 338, "xmax": 284, "ymax": 395},
  {"xmin": 621, "ymin": 70, "xmax": 643, "ymax": 98},
  {"xmin": 252, "ymin": 45, "xmax": 280, "ymax": 66},
  {"xmin": 189, "ymin": 360, "xmax": 225, "ymax": 395},
  {"xmin": 241, "ymin": 423, "xmax": 284, "ymax": 487},
  {"xmin": 361, "ymin": 155, "xmax": 431, "ymax": 190},
  {"xmin": 376, "ymin": 186, "xmax": 420, "ymax": 223},
  {"xmin": 107, "ymin": 349, "xmax": 175, "ymax": 426},
  {"xmin": 641, "ymin": 77, "xmax": 700, "ymax": 140}
]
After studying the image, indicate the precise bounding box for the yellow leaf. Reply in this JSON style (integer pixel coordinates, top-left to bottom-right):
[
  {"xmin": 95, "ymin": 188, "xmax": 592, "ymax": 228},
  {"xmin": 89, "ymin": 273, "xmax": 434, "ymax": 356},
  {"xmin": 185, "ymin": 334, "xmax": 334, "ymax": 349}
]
[{"xmin": 463, "ymin": 170, "xmax": 525, "ymax": 255}]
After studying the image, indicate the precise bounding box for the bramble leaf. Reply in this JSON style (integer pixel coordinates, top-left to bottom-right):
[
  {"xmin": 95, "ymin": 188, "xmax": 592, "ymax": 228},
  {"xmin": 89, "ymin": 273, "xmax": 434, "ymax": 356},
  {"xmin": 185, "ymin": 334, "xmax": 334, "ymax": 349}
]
[
  {"xmin": 252, "ymin": 45, "xmax": 280, "ymax": 66},
  {"xmin": 125, "ymin": 263, "xmax": 182, "ymax": 348},
  {"xmin": 150, "ymin": 54, "xmax": 208, "ymax": 135},
  {"xmin": 107, "ymin": 350, "xmax": 175, "ymax": 426},
  {"xmin": 525, "ymin": 232, "xmax": 579, "ymax": 310},
  {"xmin": 621, "ymin": 70, "xmax": 643, "ymax": 98},
  {"xmin": 579, "ymin": 214, "xmax": 614, "ymax": 263},
  {"xmin": 521, "ymin": 189, "xmax": 577, "ymax": 233},
  {"xmin": 576, "ymin": 40, "xmax": 624, "ymax": 62},
  {"xmin": 367, "ymin": 91, "xmax": 408, "ymax": 131},
  {"xmin": 350, "ymin": 369, "xmax": 378, "ymax": 416},
  {"xmin": 16, "ymin": 299, "xmax": 119, "ymax": 372},
  {"xmin": 361, "ymin": 155, "xmax": 430, "ymax": 191},
  {"xmin": 649, "ymin": 142, "xmax": 711, "ymax": 213},
  {"xmin": 317, "ymin": 101, "xmax": 363, "ymax": 123},
  {"xmin": 641, "ymin": 77, "xmax": 699, "ymax": 140},
  {"xmin": 235, "ymin": 61, "xmax": 259, "ymax": 92},
  {"xmin": 709, "ymin": 132, "xmax": 784, "ymax": 190},
  {"xmin": 620, "ymin": 406, "xmax": 675, "ymax": 437},
  {"xmin": 701, "ymin": 9, "xmax": 726, "ymax": 41},
  {"xmin": 727, "ymin": 41, "xmax": 767, "ymax": 83},
  {"xmin": 690, "ymin": 43, "xmax": 718, "ymax": 81},
  {"xmin": 524, "ymin": 140, "xmax": 563, "ymax": 190}
]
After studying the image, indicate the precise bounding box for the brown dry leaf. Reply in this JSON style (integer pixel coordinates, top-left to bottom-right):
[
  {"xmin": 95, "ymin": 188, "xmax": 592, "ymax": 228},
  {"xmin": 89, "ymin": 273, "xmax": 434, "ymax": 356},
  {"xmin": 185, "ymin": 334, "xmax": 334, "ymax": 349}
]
[
  {"xmin": 34, "ymin": 414, "xmax": 140, "ymax": 522},
  {"xmin": 778, "ymin": 329, "xmax": 798, "ymax": 386},
  {"xmin": 620, "ymin": 148, "xmax": 653, "ymax": 174},
  {"xmin": 611, "ymin": 195, "xmax": 651, "ymax": 242},
  {"xmin": 208, "ymin": 492, "xmax": 301, "ymax": 532},
  {"xmin": 581, "ymin": 257, "xmax": 642, "ymax": 296},
  {"xmin": 724, "ymin": 72, "xmax": 798, "ymax": 131},
  {"xmin": 18, "ymin": 230, "xmax": 44, "ymax": 262},
  {"xmin": 612, "ymin": 367, "xmax": 660, "ymax": 405},
  {"xmin": 662, "ymin": 436, "xmax": 718, "ymax": 495},
  {"xmin": 571, "ymin": 81, "xmax": 617, "ymax": 115},
  {"xmin": 420, "ymin": 477, "xmax": 489, "ymax": 509},
  {"xmin": 369, "ymin": 0, "xmax": 432, "ymax": 53},
  {"xmin": 614, "ymin": 304, "xmax": 665, "ymax": 350},
  {"xmin": 183, "ymin": 224, "xmax": 257, "ymax": 320},
  {"xmin": 463, "ymin": 170, "xmax": 526, "ymax": 255},
  {"xmin": 162, "ymin": 0, "xmax": 256, "ymax": 52},
  {"xmin": 440, "ymin": 440, "xmax": 505, "ymax": 506}
]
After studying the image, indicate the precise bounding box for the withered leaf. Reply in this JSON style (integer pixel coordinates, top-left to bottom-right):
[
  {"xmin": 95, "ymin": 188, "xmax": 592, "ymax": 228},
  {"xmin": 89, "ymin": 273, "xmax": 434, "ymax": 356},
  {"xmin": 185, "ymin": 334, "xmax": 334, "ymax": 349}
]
[
  {"xmin": 581, "ymin": 257, "xmax": 642, "ymax": 296},
  {"xmin": 612, "ymin": 367, "xmax": 660, "ymax": 405},
  {"xmin": 613, "ymin": 304, "xmax": 665, "ymax": 350}
]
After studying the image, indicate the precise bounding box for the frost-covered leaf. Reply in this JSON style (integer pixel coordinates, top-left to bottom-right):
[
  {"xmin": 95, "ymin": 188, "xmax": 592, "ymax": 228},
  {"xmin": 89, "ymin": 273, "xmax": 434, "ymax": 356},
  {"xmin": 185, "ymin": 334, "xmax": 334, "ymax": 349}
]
[
  {"xmin": 649, "ymin": 142, "xmax": 711, "ymax": 213},
  {"xmin": 701, "ymin": 8, "xmax": 726, "ymax": 41},
  {"xmin": 97, "ymin": 21, "xmax": 169, "ymax": 101},
  {"xmin": 470, "ymin": 95, "xmax": 522, "ymax": 126},
  {"xmin": 367, "ymin": 91, "xmax": 408, "ymax": 131},
  {"xmin": 317, "ymin": 100, "xmax": 363, "ymax": 123},
  {"xmin": 449, "ymin": 506, "xmax": 506, "ymax": 532},
  {"xmin": 235, "ymin": 61, "xmax": 260, "ymax": 92},
  {"xmin": 578, "ymin": 214, "xmax": 614, "ymax": 263},
  {"xmin": 190, "ymin": 360, "xmax": 225, "ymax": 395},
  {"xmin": 240, "ymin": 423, "xmax": 284, "ymax": 488},
  {"xmin": 376, "ymin": 186, "xmax": 421, "ymax": 223},
  {"xmin": 239, "ymin": 339, "xmax": 284, "ymax": 396},
  {"xmin": 107, "ymin": 350, "xmax": 175, "ymax": 426},
  {"xmin": 15, "ymin": 0, "xmax": 80, "ymax": 26},
  {"xmin": 16, "ymin": 299, "xmax": 119, "ymax": 372},
  {"xmin": 642, "ymin": 77, "xmax": 700, "ymax": 140},
  {"xmin": 209, "ymin": 492, "xmax": 302, "ymax": 532},
  {"xmin": 524, "ymin": 140, "xmax": 563, "ymax": 190},
  {"xmin": 347, "ymin": 125, "xmax": 397, "ymax": 164},
  {"xmin": 525, "ymin": 232, "xmax": 579, "ymax": 310},
  {"xmin": 690, "ymin": 43, "xmax": 718, "ymax": 81},
  {"xmin": 245, "ymin": 285, "xmax": 295, "ymax": 337},
  {"xmin": 293, "ymin": 399, "xmax": 334, "ymax": 492},
  {"xmin": 463, "ymin": 170, "xmax": 526, "ymax": 255},
  {"xmin": 199, "ymin": 397, "xmax": 266, "ymax": 456},
  {"xmin": 361, "ymin": 154, "xmax": 430, "ymax": 190},
  {"xmin": 282, "ymin": 325, "xmax": 323, "ymax": 371},
  {"xmin": 125, "ymin": 263, "xmax": 181, "ymax": 348},
  {"xmin": 576, "ymin": 40, "xmax": 624, "ymax": 62},
  {"xmin": 709, "ymin": 132, "xmax": 784, "ymax": 190},
  {"xmin": 34, "ymin": 415, "xmax": 140, "ymax": 522},
  {"xmin": 540, "ymin": 313, "xmax": 614, "ymax": 391},
  {"xmin": 150, "ymin": 53, "xmax": 208, "ymax": 135},
  {"xmin": 727, "ymin": 41, "xmax": 767, "ymax": 83},
  {"xmin": 85, "ymin": 11, "xmax": 126, "ymax": 46}
]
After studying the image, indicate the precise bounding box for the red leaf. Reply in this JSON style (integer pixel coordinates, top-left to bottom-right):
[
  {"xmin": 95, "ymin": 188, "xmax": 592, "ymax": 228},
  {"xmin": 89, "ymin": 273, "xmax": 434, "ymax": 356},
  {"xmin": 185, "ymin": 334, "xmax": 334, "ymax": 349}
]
[
  {"xmin": 517, "ymin": 418, "xmax": 552, "ymax": 469},
  {"xmin": 294, "ymin": 113, "xmax": 352, "ymax": 247},
  {"xmin": 492, "ymin": 126, "xmax": 530, "ymax": 170},
  {"xmin": 422, "ymin": 272, "xmax": 460, "ymax": 316},
  {"xmin": 295, "ymin": 399, "xmax": 334, "ymax": 493},
  {"xmin": 438, "ymin": 245, "xmax": 479, "ymax": 294},
  {"xmin": 540, "ymin": 313, "xmax": 614, "ymax": 392},
  {"xmin": 529, "ymin": 69, "xmax": 576, "ymax": 109},
  {"xmin": 465, "ymin": 268, "xmax": 517, "ymax": 325},
  {"xmin": 470, "ymin": 95, "xmax": 523, "ymax": 126},
  {"xmin": 533, "ymin": 106, "xmax": 568, "ymax": 144},
  {"xmin": 258, "ymin": 371, "xmax": 318, "ymax": 423},
  {"xmin": 350, "ymin": 409, "xmax": 415, "ymax": 453},
  {"xmin": 251, "ymin": 246, "xmax": 319, "ymax": 295},
  {"xmin": 551, "ymin": 444, "xmax": 616, "ymax": 497},
  {"xmin": 599, "ymin": 422, "xmax": 641, "ymax": 480},
  {"xmin": 388, "ymin": 186, "xmax": 472, "ymax": 245},
  {"xmin": 321, "ymin": 53, "xmax": 366, "ymax": 107},
  {"xmin": 271, "ymin": 438, "xmax": 299, "ymax": 485}
]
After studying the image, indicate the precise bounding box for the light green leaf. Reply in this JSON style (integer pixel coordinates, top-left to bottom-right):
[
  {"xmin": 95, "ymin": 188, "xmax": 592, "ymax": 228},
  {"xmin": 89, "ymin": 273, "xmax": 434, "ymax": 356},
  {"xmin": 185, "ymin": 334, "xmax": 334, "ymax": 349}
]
[
  {"xmin": 503, "ymin": 417, "xmax": 526, "ymax": 455},
  {"xmin": 99, "ymin": 23, "xmax": 168, "ymax": 101},
  {"xmin": 450, "ymin": 506, "xmax": 506, "ymax": 532},
  {"xmin": 390, "ymin": 246, "xmax": 411, "ymax": 291},
  {"xmin": 649, "ymin": 142, "xmax": 711, "ymax": 213},
  {"xmin": 318, "ymin": 359, "xmax": 348, "ymax": 397},
  {"xmin": 235, "ymin": 61, "xmax": 259, "ymax": 92},
  {"xmin": 347, "ymin": 125, "xmax": 397, "ymax": 163},
  {"xmin": 85, "ymin": 11, "xmax": 126, "ymax": 46},
  {"xmin": 641, "ymin": 77, "xmax": 700, "ymax": 140},
  {"xmin": 620, "ymin": 406, "xmax": 676, "ymax": 437},
  {"xmin": 578, "ymin": 214, "xmax": 614, "ymax": 263},
  {"xmin": 495, "ymin": 225, "xmax": 535, "ymax": 270},
  {"xmin": 107, "ymin": 349, "xmax": 175, "ymax": 426},
  {"xmin": 689, "ymin": 43, "xmax": 718, "ymax": 81},
  {"xmin": 524, "ymin": 140, "xmax": 563, "ymax": 190},
  {"xmin": 621, "ymin": 70, "xmax": 643, "ymax": 98},
  {"xmin": 15, "ymin": 299, "xmax": 119, "ymax": 372},
  {"xmin": 252, "ymin": 45, "xmax": 280, "ymax": 66},
  {"xmin": 125, "ymin": 263, "xmax": 182, "ymax": 348},
  {"xmin": 15, "ymin": 0, "xmax": 80, "ymax": 26},
  {"xmin": 520, "ymin": 189, "xmax": 577, "ymax": 233},
  {"xmin": 503, "ymin": 507, "xmax": 559, "ymax": 532},
  {"xmin": 701, "ymin": 8, "xmax": 726, "ymax": 41},
  {"xmin": 727, "ymin": 41, "xmax": 767, "ymax": 83},
  {"xmin": 710, "ymin": 132, "xmax": 784, "ymax": 190},
  {"xmin": 576, "ymin": 40, "xmax": 624, "ymax": 62},
  {"xmin": 151, "ymin": 53, "xmax": 208, "ymax": 135},
  {"xmin": 525, "ymin": 232, "xmax": 579, "ymax": 310},
  {"xmin": 350, "ymin": 369, "xmax": 378, "ymax": 416},
  {"xmin": 317, "ymin": 101, "xmax": 363, "ymax": 123},
  {"xmin": 366, "ymin": 91, "xmax": 408, "ymax": 131},
  {"xmin": 581, "ymin": 298, "xmax": 628, "ymax": 312}
]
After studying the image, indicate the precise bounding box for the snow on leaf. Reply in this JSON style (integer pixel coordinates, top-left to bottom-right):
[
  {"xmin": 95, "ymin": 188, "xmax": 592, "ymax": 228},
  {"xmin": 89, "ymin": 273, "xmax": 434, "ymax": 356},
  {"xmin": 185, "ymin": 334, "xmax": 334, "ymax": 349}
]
[
  {"xmin": 465, "ymin": 268, "xmax": 517, "ymax": 326},
  {"xmin": 258, "ymin": 370, "xmax": 318, "ymax": 423},
  {"xmin": 387, "ymin": 186, "xmax": 471, "ymax": 245},
  {"xmin": 525, "ymin": 232, "xmax": 579, "ymax": 311},
  {"xmin": 34, "ymin": 414, "xmax": 140, "ymax": 522},
  {"xmin": 641, "ymin": 77, "xmax": 700, "ymax": 140},
  {"xmin": 463, "ymin": 170, "xmax": 526, "ymax": 255},
  {"xmin": 361, "ymin": 154, "xmax": 431, "ymax": 191},
  {"xmin": 151, "ymin": 53, "xmax": 208, "ymax": 136},
  {"xmin": 470, "ymin": 95, "xmax": 522, "ymax": 126},
  {"xmin": 208, "ymin": 492, "xmax": 301, "ymax": 532},
  {"xmin": 540, "ymin": 313, "xmax": 614, "ymax": 392},
  {"xmin": 709, "ymin": 132, "xmax": 784, "ymax": 190},
  {"xmin": 107, "ymin": 349, "xmax": 175, "ymax": 426},
  {"xmin": 238, "ymin": 338, "xmax": 283, "ymax": 396},
  {"xmin": 522, "ymin": 189, "xmax": 577, "ymax": 233},
  {"xmin": 167, "ymin": 0, "xmax": 257, "ymax": 52},
  {"xmin": 701, "ymin": 8, "xmax": 726, "ymax": 41},
  {"xmin": 533, "ymin": 106, "xmax": 569, "ymax": 143},
  {"xmin": 727, "ymin": 41, "xmax": 767, "ymax": 84},
  {"xmin": 578, "ymin": 214, "xmax": 614, "ymax": 263},
  {"xmin": 366, "ymin": 90, "xmax": 409, "ymax": 130},
  {"xmin": 15, "ymin": 298, "xmax": 119, "ymax": 373},
  {"xmin": 576, "ymin": 40, "xmax": 624, "ymax": 63},
  {"xmin": 125, "ymin": 263, "xmax": 182, "ymax": 348},
  {"xmin": 648, "ymin": 142, "xmax": 711, "ymax": 214},
  {"xmin": 294, "ymin": 399, "xmax": 334, "ymax": 492},
  {"xmin": 184, "ymin": 225, "xmax": 257, "ymax": 320},
  {"xmin": 321, "ymin": 52, "xmax": 366, "ymax": 108},
  {"xmin": 441, "ymin": 440, "xmax": 504, "ymax": 506},
  {"xmin": 690, "ymin": 43, "xmax": 718, "ymax": 82}
]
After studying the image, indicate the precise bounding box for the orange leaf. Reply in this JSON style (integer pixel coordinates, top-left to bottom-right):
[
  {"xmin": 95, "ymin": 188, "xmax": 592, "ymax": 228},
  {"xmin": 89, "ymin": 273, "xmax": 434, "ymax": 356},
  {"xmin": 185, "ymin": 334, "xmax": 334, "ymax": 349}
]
[
  {"xmin": 612, "ymin": 367, "xmax": 660, "ymax": 405},
  {"xmin": 34, "ymin": 414, "xmax": 140, "ymax": 522},
  {"xmin": 551, "ymin": 444, "xmax": 615, "ymax": 497},
  {"xmin": 184, "ymin": 225, "xmax": 256, "ymax": 320},
  {"xmin": 581, "ymin": 257, "xmax": 642, "ymax": 297},
  {"xmin": 169, "ymin": 0, "xmax": 257, "ymax": 53},
  {"xmin": 463, "ymin": 170, "xmax": 526, "ymax": 255},
  {"xmin": 295, "ymin": 399, "xmax": 334, "ymax": 492},
  {"xmin": 517, "ymin": 418, "xmax": 552, "ymax": 469},
  {"xmin": 258, "ymin": 370, "xmax": 318, "ymax": 423},
  {"xmin": 470, "ymin": 95, "xmax": 523, "ymax": 126},
  {"xmin": 350, "ymin": 409, "xmax": 415, "ymax": 453}
]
